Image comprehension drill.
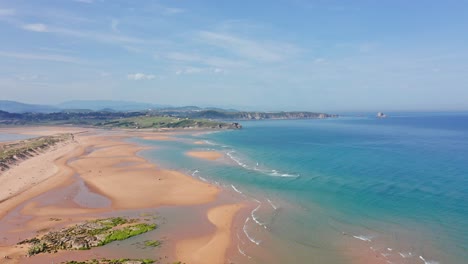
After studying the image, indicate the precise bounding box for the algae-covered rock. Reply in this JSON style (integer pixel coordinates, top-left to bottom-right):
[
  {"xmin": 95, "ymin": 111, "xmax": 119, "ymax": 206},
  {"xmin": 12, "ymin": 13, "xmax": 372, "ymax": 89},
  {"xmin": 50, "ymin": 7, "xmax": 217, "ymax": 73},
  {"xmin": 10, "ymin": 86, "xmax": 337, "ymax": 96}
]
[{"xmin": 18, "ymin": 217, "xmax": 157, "ymax": 256}]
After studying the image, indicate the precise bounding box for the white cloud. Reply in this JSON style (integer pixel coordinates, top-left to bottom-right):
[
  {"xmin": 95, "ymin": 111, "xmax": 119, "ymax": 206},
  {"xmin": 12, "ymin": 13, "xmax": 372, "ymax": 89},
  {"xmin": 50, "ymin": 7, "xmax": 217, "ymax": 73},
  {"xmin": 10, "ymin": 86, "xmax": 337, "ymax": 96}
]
[
  {"xmin": 0, "ymin": 8, "xmax": 15, "ymax": 16},
  {"xmin": 127, "ymin": 73, "xmax": 155, "ymax": 80},
  {"xmin": 22, "ymin": 23, "xmax": 48, "ymax": 32},
  {"xmin": 0, "ymin": 51, "xmax": 82, "ymax": 63}
]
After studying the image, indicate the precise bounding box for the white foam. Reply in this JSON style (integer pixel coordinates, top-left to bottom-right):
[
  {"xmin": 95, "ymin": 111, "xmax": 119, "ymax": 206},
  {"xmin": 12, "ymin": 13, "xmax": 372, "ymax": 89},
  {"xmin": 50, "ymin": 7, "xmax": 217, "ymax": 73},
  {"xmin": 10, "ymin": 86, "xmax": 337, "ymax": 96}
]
[
  {"xmin": 191, "ymin": 169, "xmax": 199, "ymax": 176},
  {"xmin": 387, "ymin": 248, "xmax": 393, "ymax": 251},
  {"xmin": 231, "ymin": 184, "xmax": 243, "ymax": 194},
  {"xmin": 227, "ymin": 151, "xmax": 245, "ymax": 167},
  {"xmin": 398, "ymin": 252, "xmax": 414, "ymax": 258},
  {"xmin": 199, "ymin": 176, "xmax": 208, "ymax": 182},
  {"xmin": 251, "ymin": 203, "xmax": 267, "ymax": 229},
  {"xmin": 237, "ymin": 244, "xmax": 252, "ymax": 259},
  {"xmin": 267, "ymin": 199, "xmax": 278, "ymax": 210},
  {"xmin": 268, "ymin": 170, "xmax": 300, "ymax": 178},
  {"xmin": 203, "ymin": 140, "xmax": 217, "ymax": 145},
  {"xmin": 243, "ymin": 217, "xmax": 261, "ymax": 245},
  {"xmin": 226, "ymin": 150, "xmax": 299, "ymax": 178},
  {"xmin": 419, "ymin": 256, "xmax": 439, "ymax": 264},
  {"xmin": 353, "ymin": 235, "xmax": 372, "ymax": 242}
]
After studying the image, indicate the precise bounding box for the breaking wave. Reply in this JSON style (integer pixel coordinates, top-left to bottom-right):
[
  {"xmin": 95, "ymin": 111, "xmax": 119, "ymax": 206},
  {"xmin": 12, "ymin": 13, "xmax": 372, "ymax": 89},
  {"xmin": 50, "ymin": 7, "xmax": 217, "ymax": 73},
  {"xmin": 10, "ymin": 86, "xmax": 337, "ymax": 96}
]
[{"xmin": 243, "ymin": 217, "xmax": 261, "ymax": 245}]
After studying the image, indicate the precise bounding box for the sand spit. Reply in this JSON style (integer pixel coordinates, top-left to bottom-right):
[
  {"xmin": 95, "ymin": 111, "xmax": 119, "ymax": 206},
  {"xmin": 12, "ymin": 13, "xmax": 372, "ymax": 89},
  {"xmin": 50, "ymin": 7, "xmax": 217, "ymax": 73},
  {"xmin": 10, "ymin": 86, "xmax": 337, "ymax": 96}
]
[
  {"xmin": 176, "ymin": 204, "xmax": 244, "ymax": 264},
  {"xmin": 186, "ymin": 150, "xmax": 224, "ymax": 161}
]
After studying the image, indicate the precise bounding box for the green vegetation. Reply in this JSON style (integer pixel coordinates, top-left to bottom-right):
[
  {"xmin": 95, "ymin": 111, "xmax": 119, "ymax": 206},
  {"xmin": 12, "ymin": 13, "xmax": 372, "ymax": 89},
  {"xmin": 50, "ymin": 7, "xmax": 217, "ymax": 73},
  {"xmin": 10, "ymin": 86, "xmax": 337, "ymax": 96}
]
[
  {"xmin": 96, "ymin": 116, "xmax": 238, "ymax": 129},
  {"xmin": 65, "ymin": 259, "xmax": 155, "ymax": 264},
  {"xmin": 27, "ymin": 242, "xmax": 47, "ymax": 255},
  {"xmin": 99, "ymin": 223, "xmax": 157, "ymax": 246},
  {"xmin": 0, "ymin": 110, "xmax": 242, "ymax": 129},
  {"xmin": 0, "ymin": 133, "xmax": 72, "ymax": 171},
  {"xmin": 144, "ymin": 240, "xmax": 161, "ymax": 247}
]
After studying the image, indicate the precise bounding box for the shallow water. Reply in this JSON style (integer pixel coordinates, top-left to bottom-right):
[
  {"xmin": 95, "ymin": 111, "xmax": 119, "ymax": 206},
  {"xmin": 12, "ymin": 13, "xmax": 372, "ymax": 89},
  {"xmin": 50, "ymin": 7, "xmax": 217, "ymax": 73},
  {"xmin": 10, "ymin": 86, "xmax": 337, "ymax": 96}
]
[
  {"xmin": 136, "ymin": 112, "xmax": 468, "ymax": 263},
  {"xmin": 0, "ymin": 133, "xmax": 35, "ymax": 142}
]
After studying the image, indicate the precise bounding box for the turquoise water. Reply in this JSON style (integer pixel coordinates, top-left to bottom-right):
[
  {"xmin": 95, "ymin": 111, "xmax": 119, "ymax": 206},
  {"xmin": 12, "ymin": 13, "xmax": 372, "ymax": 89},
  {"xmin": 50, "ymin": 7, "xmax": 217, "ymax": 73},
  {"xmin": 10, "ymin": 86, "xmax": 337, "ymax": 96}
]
[
  {"xmin": 136, "ymin": 113, "xmax": 468, "ymax": 264},
  {"xmin": 0, "ymin": 133, "xmax": 34, "ymax": 142}
]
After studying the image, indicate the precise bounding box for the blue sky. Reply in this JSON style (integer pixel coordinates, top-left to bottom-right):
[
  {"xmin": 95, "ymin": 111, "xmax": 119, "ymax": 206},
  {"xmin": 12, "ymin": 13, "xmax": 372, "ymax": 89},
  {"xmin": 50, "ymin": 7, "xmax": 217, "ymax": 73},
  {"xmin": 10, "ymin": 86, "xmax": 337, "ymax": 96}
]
[{"xmin": 0, "ymin": 0, "xmax": 467, "ymax": 111}]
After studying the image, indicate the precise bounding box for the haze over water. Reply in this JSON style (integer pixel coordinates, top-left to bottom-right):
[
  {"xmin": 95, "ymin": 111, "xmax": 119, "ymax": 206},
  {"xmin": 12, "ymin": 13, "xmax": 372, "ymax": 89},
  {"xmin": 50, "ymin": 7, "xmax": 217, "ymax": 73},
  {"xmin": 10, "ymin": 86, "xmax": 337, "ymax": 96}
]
[{"xmin": 138, "ymin": 112, "xmax": 468, "ymax": 263}]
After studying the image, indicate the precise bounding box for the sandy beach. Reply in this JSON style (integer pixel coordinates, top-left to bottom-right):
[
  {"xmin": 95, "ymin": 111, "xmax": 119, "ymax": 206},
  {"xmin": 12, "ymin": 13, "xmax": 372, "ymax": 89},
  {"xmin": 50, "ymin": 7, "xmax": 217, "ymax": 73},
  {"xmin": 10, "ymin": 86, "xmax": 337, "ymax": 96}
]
[
  {"xmin": 186, "ymin": 150, "xmax": 224, "ymax": 161},
  {"xmin": 0, "ymin": 127, "xmax": 245, "ymax": 263}
]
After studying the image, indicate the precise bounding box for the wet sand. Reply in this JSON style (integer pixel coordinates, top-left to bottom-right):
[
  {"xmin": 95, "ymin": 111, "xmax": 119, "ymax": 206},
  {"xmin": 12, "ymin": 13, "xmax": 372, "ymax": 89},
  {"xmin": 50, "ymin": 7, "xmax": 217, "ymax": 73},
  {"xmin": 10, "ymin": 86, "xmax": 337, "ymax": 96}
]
[
  {"xmin": 0, "ymin": 128, "xmax": 244, "ymax": 264},
  {"xmin": 176, "ymin": 203, "xmax": 244, "ymax": 264},
  {"xmin": 186, "ymin": 150, "xmax": 224, "ymax": 161}
]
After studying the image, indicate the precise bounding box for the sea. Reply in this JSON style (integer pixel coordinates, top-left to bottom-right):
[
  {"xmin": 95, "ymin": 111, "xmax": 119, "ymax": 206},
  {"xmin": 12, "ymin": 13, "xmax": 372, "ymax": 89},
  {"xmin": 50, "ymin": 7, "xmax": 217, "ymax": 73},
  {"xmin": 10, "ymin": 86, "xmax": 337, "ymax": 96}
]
[
  {"xmin": 0, "ymin": 133, "xmax": 34, "ymax": 142},
  {"xmin": 135, "ymin": 112, "xmax": 468, "ymax": 264}
]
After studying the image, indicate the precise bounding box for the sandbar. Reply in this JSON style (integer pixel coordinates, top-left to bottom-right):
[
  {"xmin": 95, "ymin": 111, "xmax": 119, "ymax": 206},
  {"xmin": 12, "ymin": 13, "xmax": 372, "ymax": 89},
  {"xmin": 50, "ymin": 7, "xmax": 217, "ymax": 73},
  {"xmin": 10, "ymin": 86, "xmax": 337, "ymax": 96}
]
[
  {"xmin": 186, "ymin": 150, "xmax": 223, "ymax": 160},
  {"xmin": 176, "ymin": 203, "xmax": 244, "ymax": 264}
]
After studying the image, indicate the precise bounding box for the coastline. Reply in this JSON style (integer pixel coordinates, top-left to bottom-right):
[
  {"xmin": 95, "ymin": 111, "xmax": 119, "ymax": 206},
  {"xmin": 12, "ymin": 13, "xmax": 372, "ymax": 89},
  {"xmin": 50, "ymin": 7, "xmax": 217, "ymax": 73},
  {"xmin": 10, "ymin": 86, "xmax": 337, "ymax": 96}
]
[{"xmin": 0, "ymin": 127, "xmax": 247, "ymax": 263}]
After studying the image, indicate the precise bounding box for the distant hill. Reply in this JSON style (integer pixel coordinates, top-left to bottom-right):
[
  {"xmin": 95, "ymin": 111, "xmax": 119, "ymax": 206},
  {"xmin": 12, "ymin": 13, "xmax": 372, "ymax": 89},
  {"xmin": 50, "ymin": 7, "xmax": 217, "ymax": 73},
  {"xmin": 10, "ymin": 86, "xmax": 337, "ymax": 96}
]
[
  {"xmin": 57, "ymin": 100, "xmax": 169, "ymax": 112},
  {"xmin": 0, "ymin": 100, "xmax": 59, "ymax": 113},
  {"xmin": 0, "ymin": 100, "xmax": 336, "ymax": 121}
]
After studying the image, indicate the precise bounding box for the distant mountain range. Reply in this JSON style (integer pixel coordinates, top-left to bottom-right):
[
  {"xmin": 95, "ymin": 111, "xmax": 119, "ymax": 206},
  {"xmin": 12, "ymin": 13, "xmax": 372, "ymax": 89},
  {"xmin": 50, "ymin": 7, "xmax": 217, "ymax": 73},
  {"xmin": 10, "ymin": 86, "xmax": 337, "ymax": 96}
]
[
  {"xmin": 0, "ymin": 100, "xmax": 60, "ymax": 113},
  {"xmin": 0, "ymin": 100, "xmax": 237, "ymax": 113},
  {"xmin": 0, "ymin": 100, "xmax": 337, "ymax": 121},
  {"xmin": 57, "ymin": 100, "xmax": 170, "ymax": 112}
]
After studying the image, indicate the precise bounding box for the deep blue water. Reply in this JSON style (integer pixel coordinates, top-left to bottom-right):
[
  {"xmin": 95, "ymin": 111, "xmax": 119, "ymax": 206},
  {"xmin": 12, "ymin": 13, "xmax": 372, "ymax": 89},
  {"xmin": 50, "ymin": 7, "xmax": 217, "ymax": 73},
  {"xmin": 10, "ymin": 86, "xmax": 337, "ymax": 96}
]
[{"xmin": 138, "ymin": 113, "xmax": 468, "ymax": 263}]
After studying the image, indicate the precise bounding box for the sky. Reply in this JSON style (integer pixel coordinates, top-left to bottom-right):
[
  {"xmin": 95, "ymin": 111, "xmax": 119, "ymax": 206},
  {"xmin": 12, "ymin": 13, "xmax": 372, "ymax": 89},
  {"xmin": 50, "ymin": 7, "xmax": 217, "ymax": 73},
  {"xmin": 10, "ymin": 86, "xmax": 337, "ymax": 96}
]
[{"xmin": 0, "ymin": 0, "xmax": 467, "ymax": 111}]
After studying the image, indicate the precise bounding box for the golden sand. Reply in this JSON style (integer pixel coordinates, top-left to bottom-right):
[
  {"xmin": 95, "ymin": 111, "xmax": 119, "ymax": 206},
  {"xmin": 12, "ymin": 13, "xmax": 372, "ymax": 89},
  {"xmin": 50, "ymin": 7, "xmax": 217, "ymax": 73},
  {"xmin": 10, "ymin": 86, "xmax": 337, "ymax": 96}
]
[{"xmin": 186, "ymin": 150, "xmax": 223, "ymax": 160}]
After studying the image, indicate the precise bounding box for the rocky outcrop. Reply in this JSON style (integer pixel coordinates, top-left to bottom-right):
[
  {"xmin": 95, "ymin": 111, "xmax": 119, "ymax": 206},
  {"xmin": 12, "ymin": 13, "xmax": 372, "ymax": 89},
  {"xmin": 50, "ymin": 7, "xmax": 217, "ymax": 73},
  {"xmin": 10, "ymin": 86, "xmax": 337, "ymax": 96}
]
[
  {"xmin": 64, "ymin": 259, "xmax": 155, "ymax": 264},
  {"xmin": 18, "ymin": 217, "xmax": 157, "ymax": 256}
]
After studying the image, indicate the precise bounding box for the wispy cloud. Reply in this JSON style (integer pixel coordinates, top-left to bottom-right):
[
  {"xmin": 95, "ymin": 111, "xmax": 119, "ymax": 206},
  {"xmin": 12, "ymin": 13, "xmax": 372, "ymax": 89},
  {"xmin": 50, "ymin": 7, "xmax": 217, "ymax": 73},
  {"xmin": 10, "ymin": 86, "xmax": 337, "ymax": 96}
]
[
  {"xmin": 0, "ymin": 8, "xmax": 15, "ymax": 16},
  {"xmin": 111, "ymin": 19, "xmax": 119, "ymax": 32},
  {"xmin": 22, "ymin": 23, "xmax": 48, "ymax": 32},
  {"xmin": 165, "ymin": 51, "xmax": 246, "ymax": 68},
  {"xmin": 175, "ymin": 67, "xmax": 226, "ymax": 75},
  {"xmin": 15, "ymin": 74, "xmax": 47, "ymax": 81},
  {"xmin": 127, "ymin": 73, "xmax": 155, "ymax": 80},
  {"xmin": 73, "ymin": 0, "xmax": 94, "ymax": 3},
  {"xmin": 0, "ymin": 51, "xmax": 82, "ymax": 63},
  {"xmin": 164, "ymin": 7, "xmax": 185, "ymax": 15},
  {"xmin": 19, "ymin": 23, "xmax": 145, "ymax": 45},
  {"xmin": 197, "ymin": 31, "xmax": 300, "ymax": 62}
]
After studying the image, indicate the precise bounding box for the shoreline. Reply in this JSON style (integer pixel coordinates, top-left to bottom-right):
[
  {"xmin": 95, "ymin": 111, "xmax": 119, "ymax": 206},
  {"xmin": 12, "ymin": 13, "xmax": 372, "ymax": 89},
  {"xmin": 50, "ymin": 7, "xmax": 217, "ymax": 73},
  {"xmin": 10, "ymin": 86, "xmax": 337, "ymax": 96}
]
[{"xmin": 0, "ymin": 127, "xmax": 247, "ymax": 263}]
